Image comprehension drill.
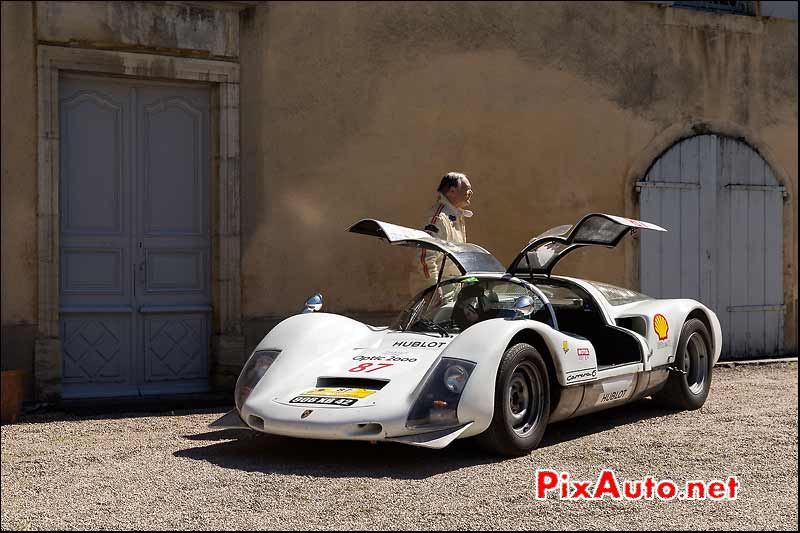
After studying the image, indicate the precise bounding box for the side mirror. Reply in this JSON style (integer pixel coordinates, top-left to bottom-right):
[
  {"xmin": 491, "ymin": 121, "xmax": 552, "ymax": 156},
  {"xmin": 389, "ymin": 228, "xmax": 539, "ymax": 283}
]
[
  {"xmin": 513, "ymin": 295, "xmax": 535, "ymax": 318},
  {"xmin": 302, "ymin": 293, "xmax": 323, "ymax": 314}
]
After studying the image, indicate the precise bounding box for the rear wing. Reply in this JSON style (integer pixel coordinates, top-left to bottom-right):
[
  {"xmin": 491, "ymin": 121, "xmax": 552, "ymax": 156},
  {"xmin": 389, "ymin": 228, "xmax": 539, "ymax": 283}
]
[
  {"xmin": 508, "ymin": 213, "xmax": 667, "ymax": 276},
  {"xmin": 348, "ymin": 219, "xmax": 505, "ymax": 274}
]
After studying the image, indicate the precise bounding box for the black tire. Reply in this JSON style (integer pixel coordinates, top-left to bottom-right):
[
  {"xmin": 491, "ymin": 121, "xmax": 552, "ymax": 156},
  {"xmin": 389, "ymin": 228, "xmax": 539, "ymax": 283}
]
[
  {"xmin": 653, "ymin": 318, "xmax": 713, "ymax": 410},
  {"xmin": 476, "ymin": 343, "xmax": 550, "ymax": 457}
]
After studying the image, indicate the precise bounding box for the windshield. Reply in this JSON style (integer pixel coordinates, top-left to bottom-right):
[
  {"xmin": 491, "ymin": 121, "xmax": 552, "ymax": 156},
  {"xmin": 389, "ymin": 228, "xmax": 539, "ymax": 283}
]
[{"xmin": 393, "ymin": 277, "xmax": 554, "ymax": 334}]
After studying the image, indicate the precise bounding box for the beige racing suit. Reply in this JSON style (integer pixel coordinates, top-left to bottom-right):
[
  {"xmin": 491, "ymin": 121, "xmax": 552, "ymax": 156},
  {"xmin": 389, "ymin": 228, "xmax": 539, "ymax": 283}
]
[{"xmin": 408, "ymin": 193, "xmax": 471, "ymax": 297}]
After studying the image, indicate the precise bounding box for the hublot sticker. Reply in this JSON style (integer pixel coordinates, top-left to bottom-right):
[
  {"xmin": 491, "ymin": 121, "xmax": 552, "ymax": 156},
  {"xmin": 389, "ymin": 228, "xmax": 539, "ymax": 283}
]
[
  {"xmin": 599, "ymin": 389, "xmax": 628, "ymax": 403},
  {"xmin": 392, "ymin": 341, "xmax": 448, "ymax": 349}
]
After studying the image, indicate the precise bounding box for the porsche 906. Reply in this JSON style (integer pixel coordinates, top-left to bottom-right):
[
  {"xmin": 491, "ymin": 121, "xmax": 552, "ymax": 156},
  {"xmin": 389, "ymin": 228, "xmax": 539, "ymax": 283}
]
[{"xmin": 211, "ymin": 213, "xmax": 721, "ymax": 456}]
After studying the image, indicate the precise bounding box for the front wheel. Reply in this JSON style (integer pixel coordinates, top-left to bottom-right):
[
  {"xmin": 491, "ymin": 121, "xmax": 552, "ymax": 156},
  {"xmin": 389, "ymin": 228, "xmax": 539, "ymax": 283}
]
[
  {"xmin": 476, "ymin": 343, "xmax": 550, "ymax": 457},
  {"xmin": 653, "ymin": 318, "xmax": 713, "ymax": 410}
]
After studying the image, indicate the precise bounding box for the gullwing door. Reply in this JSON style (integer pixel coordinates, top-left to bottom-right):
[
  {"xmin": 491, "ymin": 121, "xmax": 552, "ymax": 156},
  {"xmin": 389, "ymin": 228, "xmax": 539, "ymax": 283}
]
[
  {"xmin": 507, "ymin": 214, "xmax": 667, "ymax": 276},
  {"xmin": 348, "ymin": 219, "xmax": 505, "ymax": 274}
]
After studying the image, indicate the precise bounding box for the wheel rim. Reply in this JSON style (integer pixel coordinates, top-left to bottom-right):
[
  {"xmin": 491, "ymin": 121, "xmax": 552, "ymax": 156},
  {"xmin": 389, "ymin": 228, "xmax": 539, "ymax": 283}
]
[
  {"xmin": 506, "ymin": 361, "xmax": 544, "ymax": 438},
  {"xmin": 683, "ymin": 331, "xmax": 708, "ymax": 395}
]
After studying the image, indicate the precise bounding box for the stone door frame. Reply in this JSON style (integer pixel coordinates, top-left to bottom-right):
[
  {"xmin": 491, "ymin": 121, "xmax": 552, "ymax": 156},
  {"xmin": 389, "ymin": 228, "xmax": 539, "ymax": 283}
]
[{"xmin": 35, "ymin": 45, "xmax": 243, "ymax": 400}]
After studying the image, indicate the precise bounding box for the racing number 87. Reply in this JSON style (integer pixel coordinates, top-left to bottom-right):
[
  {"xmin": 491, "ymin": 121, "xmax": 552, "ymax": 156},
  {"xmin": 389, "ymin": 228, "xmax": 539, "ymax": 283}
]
[{"xmin": 348, "ymin": 362, "xmax": 394, "ymax": 373}]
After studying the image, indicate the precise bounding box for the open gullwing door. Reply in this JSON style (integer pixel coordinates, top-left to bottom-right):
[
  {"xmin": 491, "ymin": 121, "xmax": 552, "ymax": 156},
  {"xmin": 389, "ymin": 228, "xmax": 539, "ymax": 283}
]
[
  {"xmin": 348, "ymin": 219, "xmax": 505, "ymax": 275},
  {"xmin": 507, "ymin": 213, "xmax": 667, "ymax": 276}
]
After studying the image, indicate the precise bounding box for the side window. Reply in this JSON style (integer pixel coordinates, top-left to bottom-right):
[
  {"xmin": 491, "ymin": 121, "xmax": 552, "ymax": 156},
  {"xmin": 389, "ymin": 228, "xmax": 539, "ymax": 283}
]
[{"xmin": 483, "ymin": 281, "xmax": 553, "ymax": 327}]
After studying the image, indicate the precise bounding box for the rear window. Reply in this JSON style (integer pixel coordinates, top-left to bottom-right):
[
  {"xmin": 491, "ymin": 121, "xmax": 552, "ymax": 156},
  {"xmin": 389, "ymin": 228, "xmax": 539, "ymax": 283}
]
[
  {"xmin": 587, "ymin": 281, "xmax": 652, "ymax": 306},
  {"xmin": 534, "ymin": 283, "xmax": 585, "ymax": 308}
]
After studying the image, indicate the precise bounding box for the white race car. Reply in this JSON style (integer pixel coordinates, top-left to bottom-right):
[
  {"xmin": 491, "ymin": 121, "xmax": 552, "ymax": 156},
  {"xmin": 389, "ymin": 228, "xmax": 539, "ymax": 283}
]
[{"xmin": 212, "ymin": 213, "xmax": 722, "ymax": 456}]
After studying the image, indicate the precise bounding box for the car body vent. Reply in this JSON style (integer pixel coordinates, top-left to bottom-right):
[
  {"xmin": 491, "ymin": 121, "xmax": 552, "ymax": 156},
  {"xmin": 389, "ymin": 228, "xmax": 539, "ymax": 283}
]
[
  {"xmin": 315, "ymin": 377, "xmax": 389, "ymax": 390},
  {"xmin": 616, "ymin": 316, "xmax": 647, "ymax": 338}
]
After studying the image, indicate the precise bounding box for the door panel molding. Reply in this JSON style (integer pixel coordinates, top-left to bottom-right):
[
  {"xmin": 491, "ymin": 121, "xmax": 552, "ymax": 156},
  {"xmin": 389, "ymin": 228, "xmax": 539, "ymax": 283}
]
[
  {"xmin": 142, "ymin": 96, "xmax": 205, "ymax": 237},
  {"xmin": 60, "ymin": 90, "xmax": 125, "ymax": 235},
  {"xmin": 61, "ymin": 315, "xmax": 131, "ymax": 385},
  {"xmin": 143, "ymin": 314, "xmax": 209, "ymax": 383},
  {"xmin": 61, "ymin": 247, "xmax": 125, "ymax": 294},
  {"xmin": 144, "ymin": 249, "xmax": 207, "ymax": 293}
]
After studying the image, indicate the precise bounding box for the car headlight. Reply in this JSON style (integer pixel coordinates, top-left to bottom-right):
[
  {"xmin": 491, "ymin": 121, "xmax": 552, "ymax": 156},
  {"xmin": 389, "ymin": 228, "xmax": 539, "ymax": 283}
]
[
  {"xmin": 406, "ymin": 358, "xmax": 476, "ymax": 430},
  {"xmin": 443, "ymin": 364, "xmax": 468, "ymax": 394},
  {"xmin": 235, "ymin": 349, "xmax": 280, "ymax": 410}
]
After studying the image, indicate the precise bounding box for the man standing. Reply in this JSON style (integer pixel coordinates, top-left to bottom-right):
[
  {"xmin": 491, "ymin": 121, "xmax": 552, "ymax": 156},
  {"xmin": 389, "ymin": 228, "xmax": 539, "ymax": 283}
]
[{"xmin": 409, "ymin": 172, "xmax": 473, "ymax": 297}]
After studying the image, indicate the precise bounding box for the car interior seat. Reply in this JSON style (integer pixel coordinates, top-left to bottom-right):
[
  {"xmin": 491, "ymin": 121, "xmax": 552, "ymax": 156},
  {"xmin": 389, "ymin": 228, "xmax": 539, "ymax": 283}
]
[{"xmin": 452, "ymin": 283, "xmax": 488, "ymax": 330}]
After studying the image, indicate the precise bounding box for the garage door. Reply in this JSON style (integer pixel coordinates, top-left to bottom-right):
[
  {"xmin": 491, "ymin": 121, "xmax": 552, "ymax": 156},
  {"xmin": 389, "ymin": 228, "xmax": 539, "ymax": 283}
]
[
  {"xmin": 639, "ymin": 134, "xmax": 785, "ymax": 359},
  {"xmin": 59, "ymin": 74, "xmax": 211, "ymax": 398}
]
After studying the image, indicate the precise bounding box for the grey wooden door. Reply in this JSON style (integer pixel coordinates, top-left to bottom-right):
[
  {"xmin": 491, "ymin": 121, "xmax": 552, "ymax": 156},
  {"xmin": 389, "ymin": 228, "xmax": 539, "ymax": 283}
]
[
  {"xmin": 639, "ymin": 134, "xmax": 785, "ymax": 359},
  {"xmin": 59, "ymin": 75, "xmax": 211, "ymax": 398}
]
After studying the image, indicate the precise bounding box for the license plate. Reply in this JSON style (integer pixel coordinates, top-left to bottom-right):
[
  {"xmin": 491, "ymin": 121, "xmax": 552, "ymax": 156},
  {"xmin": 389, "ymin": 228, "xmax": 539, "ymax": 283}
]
[{"xmin": 290, "ymin": 396, "xmax": 358, "ymax": 406}]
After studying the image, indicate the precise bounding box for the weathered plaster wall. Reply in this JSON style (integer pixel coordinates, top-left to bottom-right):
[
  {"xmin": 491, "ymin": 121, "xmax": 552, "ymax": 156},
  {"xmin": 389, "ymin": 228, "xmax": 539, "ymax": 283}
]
[
  {"xmin": 239, "ymin": 1, "xmax": 797, "ymax": 352},
  {"xmin": 36, "ymin": 1, "xmax": 240, "ymax": 58},
  {"xmin": 1, "ymin": 1, "xmax": 37, "ymax": 394}
]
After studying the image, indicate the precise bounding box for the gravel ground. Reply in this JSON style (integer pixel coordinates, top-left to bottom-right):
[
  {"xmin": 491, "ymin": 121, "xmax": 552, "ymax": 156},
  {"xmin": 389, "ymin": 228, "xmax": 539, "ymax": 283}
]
[{"xmin": 2, "ymin": 362, "xmax": 797, "ymax": 531}]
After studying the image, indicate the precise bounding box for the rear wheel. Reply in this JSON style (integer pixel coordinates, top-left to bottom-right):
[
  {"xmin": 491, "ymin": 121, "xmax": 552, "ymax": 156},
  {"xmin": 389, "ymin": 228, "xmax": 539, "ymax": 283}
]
[
  {"xmin": 476, "ymin": 343, "xmax": 550, "ymax": 457},
  {"xmin": 653, "ymin": 318, "xmax": 713, "ymax": 410}
]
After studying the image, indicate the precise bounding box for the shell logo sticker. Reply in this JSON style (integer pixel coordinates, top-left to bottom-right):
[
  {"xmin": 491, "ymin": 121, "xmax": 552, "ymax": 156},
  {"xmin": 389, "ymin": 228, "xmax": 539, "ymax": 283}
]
[{"xmin": 653, "ymin": 314, "xmax": 669, "ymax": 341}]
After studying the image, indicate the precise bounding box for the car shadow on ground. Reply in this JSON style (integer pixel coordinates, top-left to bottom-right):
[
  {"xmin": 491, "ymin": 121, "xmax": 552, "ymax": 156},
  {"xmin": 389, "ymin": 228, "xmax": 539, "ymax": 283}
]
[
  {"xmin": 538, "ymin": 398, "xmax": 678, "ymax": 449},
  {"xmin": 175, "ymin": 399, "xmax": 681, "ymax": 480}
]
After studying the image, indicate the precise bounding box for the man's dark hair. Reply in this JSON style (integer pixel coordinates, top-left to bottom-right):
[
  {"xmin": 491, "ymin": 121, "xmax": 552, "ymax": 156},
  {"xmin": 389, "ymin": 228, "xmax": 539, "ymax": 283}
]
[{"xmin": 437, "ymin": 172, "xmax": 467, "ymax": 194}]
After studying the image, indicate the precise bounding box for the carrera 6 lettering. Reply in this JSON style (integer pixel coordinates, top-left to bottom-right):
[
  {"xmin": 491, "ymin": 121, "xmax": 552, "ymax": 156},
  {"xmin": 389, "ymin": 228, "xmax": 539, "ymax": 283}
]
[{"xmin": 566, "ymin": 369, "xmax": 597, "ymax": 382}]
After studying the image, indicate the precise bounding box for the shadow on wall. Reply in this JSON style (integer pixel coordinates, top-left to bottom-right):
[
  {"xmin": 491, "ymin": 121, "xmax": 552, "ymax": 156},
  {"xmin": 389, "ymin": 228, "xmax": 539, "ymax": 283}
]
[{"xmin": 175, "ymin": 398, "xmax": 681, "ymax": 479}]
